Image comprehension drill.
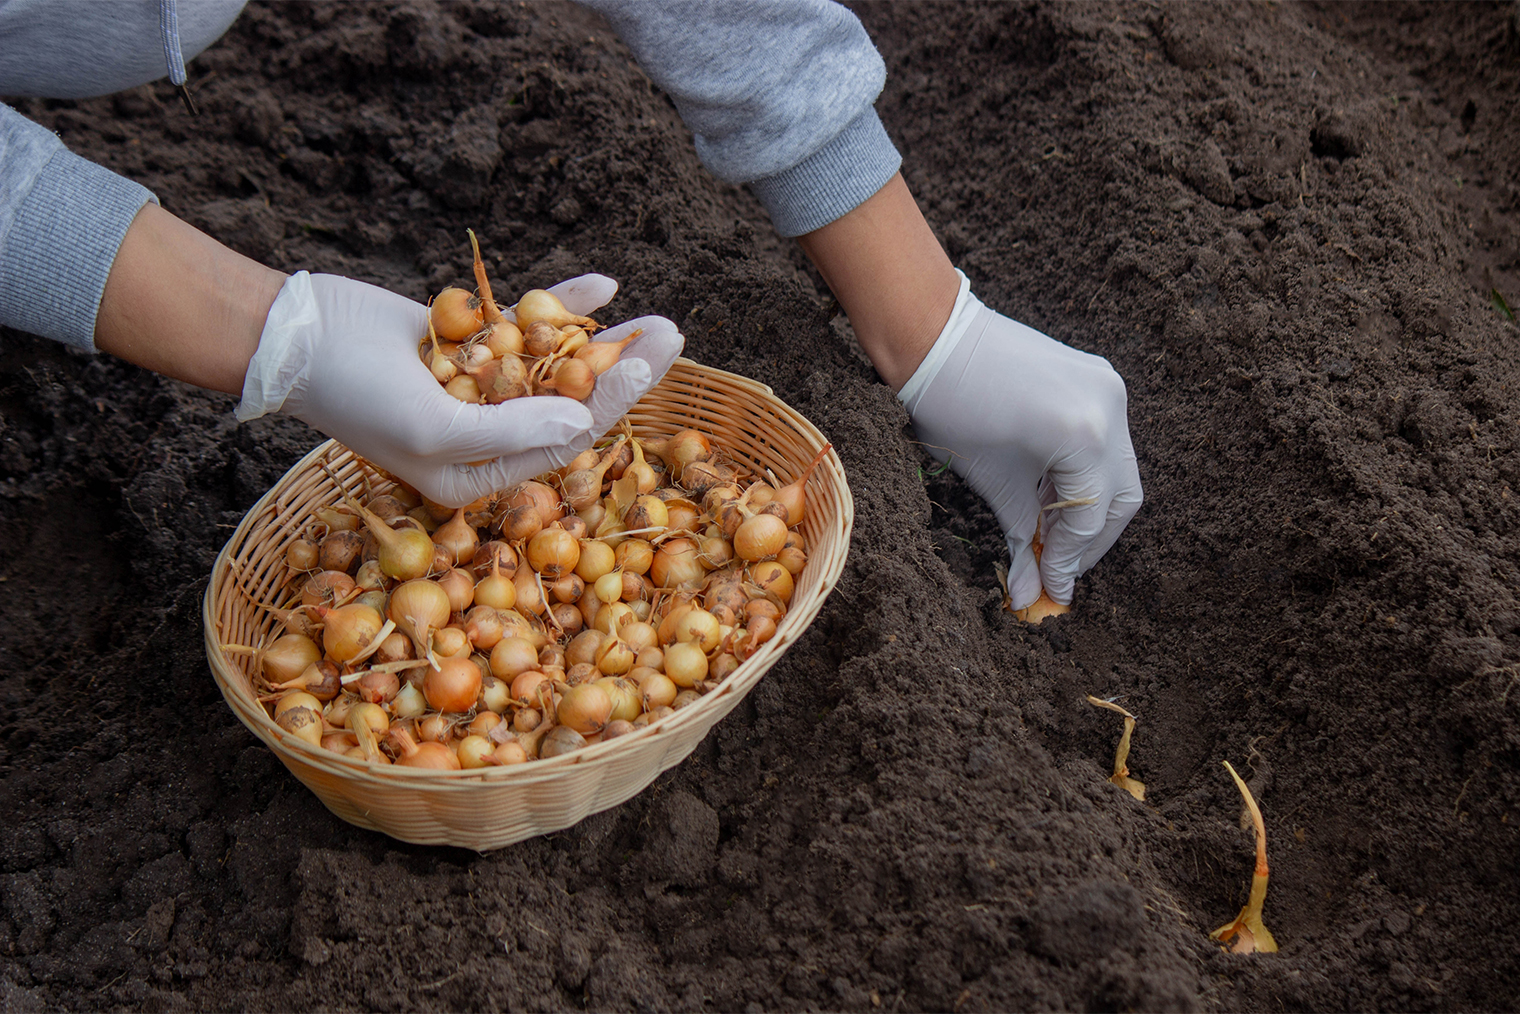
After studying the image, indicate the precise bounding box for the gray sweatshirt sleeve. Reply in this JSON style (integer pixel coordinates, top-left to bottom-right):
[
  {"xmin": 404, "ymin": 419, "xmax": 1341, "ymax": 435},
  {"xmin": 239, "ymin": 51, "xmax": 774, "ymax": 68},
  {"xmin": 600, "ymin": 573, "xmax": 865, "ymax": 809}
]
[
  {"xmin": 0, "ymin": 0, "xmax": 244, "ymax": 351},
  {"xmin": 580, "ymin": 0, "xmax": 901, "ymax": 237},
  {"xmin": 0, "ymin": 104, "xmax": 157, "ymax": 351},
  {"xmin": 0, "ymin": 0, "xmax": 245, "ymax": 98}
]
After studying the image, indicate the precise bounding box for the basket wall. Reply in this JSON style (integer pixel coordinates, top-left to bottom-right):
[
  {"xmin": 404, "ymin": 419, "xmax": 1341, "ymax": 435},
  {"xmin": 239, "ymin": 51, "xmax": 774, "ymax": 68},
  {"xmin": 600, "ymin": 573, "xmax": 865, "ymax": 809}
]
[{"xmin": 203, "ymin": 359, "xmax": 852, "ymax": 850}]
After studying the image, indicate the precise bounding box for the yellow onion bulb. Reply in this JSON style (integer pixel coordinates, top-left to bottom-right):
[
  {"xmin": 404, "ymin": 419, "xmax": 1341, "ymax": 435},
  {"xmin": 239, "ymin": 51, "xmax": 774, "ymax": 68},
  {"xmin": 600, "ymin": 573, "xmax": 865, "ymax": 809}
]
[
  {"xmin": 526, "ymin": 528, "xmax": 580, "ymax": 579},
  {"xmin": 424, "ymin": 656, "xmax": 482, "ymax": 713},
  {"xmin": 445, "ymin": 374, "xmax": 483, "ymax": 403},
  {"xmin": 514, "ymin": 288, "xmax": 597, "ymax": 331},
  {"xmin": 650, "ymin": 538, "xmax": 704, "ymax": 589},
  {"xmin": 431, "ymin": 287, "xmax": 483, "ymax": 341},
  {"xmin": 433, "ymin": 509, "xmax": 479, "ymax": 568},
  {"xmin": 733, "ymin": 513, "xmax": 788, "ymax": 562},
  {"xmin": 320, "ymin": 602, "xmax": 385, "ymax": 663},
  {"xmin": 749, "ymin": 560, "xmax": 794, "ymax": 603},
  {"xmin": 663, "ymin": 641, "xmax": 709, "ymax": 689},
  {"xmin": 456, "ymin": 735, "xmax": 495, "ymax": 769},
  {"xmin": 489, "ymin": 636, "xmax": 539, "ymax": 680},
  {"xmin": 436, "ymin": 567, "xmax": 475, "ymax": 613},
  {"xmin": 260, "ymin": 633, "xmax": 322, "ymax": 684},
  {"xmin": 557, "ymin": 683, "xmax": 612, "ymax": 736},
  {"xmin": 483, "ymin": 321, "xmax": 524, "ymax": 358},
  {"xmin": 387, "ymin": 579, "xmax": 452, "ymax": 654},
  {"xmin": 474, "ymin": 568, "xmax": 516, "ymax": 611}
]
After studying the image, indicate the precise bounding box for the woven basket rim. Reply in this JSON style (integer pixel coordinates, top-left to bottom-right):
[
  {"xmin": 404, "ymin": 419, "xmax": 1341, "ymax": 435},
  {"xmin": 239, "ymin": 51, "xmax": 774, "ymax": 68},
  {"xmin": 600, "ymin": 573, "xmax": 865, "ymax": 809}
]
[{"xmin": 204, "ymin": 358, "xmax": 852, "ymax": 790}]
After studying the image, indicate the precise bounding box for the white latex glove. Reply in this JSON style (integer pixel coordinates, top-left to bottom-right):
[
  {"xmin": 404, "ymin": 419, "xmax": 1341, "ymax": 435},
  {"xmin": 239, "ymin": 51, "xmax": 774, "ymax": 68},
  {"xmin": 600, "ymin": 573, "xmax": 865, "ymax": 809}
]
[
  {"xmin": 237, "ymin": 272, "xmax": 684, "ymax": 507},
  {"xmin": 898, "ymin": 271, "xmax": 1142, "ymax": 609}
]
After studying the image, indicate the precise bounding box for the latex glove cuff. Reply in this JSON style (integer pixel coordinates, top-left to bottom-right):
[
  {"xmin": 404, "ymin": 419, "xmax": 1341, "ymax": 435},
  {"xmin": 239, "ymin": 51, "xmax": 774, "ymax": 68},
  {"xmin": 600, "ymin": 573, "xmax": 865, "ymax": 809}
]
[
  {"xmin": 236, "ymin": 271, "xmax": 313, "ymax": 421},
  {"xmin": 897, "ymin": 269, "xmax": 974, "ymax": 409}
]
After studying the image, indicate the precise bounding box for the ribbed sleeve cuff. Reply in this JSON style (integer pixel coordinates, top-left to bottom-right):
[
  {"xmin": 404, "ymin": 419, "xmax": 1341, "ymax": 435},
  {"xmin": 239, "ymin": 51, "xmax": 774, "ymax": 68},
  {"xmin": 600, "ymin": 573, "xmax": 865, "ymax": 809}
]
[
  {"xmin": 747, "ymin": 107, "xmax": 902, "ymax": 238},
  {"xmin": 0, "ymin": 147, "xmax": 156, "ymax": 352}
]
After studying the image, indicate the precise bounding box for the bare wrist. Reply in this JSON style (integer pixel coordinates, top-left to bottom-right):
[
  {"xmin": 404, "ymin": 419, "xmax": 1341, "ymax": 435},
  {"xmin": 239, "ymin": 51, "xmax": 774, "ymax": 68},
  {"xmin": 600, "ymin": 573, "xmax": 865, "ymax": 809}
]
[
  {"xmin": 97, "ymin": 203, "xmax": 287, "ymax": 396},
  {"xmin": 797, "ymin": 173, "xmax": 959, "ymax": 391}
]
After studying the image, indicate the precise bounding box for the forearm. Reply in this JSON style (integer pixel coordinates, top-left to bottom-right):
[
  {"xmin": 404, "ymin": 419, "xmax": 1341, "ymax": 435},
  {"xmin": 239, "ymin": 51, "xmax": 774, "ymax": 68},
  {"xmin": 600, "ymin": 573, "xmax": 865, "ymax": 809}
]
[
  {"xmin": 95, "ymin": 203, "xmax": 286, "ymax": 396},
  {"xmin": 797, "ymin": 172, "xmax": 959, "ymax": 391}
]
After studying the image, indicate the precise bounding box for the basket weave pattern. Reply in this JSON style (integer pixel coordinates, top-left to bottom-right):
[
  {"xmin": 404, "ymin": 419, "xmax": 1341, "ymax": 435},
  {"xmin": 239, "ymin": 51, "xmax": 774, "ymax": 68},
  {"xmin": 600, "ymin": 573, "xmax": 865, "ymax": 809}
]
[{"xmin": 203, "ymin": 359, "xmax": 852, "ymax": 850}]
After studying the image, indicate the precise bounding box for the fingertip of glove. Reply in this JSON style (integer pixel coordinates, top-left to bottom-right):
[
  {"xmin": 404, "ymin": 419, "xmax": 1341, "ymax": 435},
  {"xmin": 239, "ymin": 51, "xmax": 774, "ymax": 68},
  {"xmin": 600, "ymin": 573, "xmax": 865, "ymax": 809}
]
[
  {"xmin": 529, "ymin": 394, "xmax": 595, "ymax": 424},
  {"xmin": 1039, "ymin": 574, "xmax": 1075, "ymax": 607},
  {"xmin": 1034, "ymin": 538, "xmax": 1086, "ymax": 606},
  {"xmin": 549, "ymin": 274, "xmax": 618, "ymax": 315},
  {"xmin": 603, "ymin": 358, "xmax": 653, "ymax": 388}
]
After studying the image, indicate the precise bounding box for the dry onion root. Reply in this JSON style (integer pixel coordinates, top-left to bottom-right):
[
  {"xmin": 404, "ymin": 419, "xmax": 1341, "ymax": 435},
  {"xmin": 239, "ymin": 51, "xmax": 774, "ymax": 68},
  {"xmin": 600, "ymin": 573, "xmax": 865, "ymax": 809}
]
[
  {"xmin": 420, "ymin": 230, "xmax": 627, "ymax": 413},
  {"xmin": 249, "ymin": 429, "xmax": 830, "ymax": 771}
]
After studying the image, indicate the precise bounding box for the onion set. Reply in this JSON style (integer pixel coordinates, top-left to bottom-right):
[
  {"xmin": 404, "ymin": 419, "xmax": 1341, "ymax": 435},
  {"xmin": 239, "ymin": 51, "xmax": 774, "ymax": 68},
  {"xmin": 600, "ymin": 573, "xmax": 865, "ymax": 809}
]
[
  {"xmin": 241, "ymin": 397, "xmax": 831, "ymax": 773},
  {"xmin": 415, "ymin": 231, "xmax": 640, "ymax": 426}
]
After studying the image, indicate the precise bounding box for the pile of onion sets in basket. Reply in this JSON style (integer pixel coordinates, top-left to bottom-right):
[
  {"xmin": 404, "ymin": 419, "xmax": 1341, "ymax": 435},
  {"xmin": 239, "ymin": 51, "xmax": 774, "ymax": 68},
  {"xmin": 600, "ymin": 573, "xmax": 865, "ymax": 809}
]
[
  {"xmin": 421, "ymin": 230, "xmax": 643, "ymax": 405},
  {"xmin": 241, "ymin": 416, "xmax": 832, "ymax": 770}
]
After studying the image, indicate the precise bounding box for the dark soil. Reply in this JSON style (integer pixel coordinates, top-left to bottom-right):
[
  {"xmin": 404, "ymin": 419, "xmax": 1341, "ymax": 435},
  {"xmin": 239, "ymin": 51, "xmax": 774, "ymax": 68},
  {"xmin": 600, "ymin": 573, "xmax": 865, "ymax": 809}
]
[{"xmin": 3, "ymin": 2, "xmax": 1520, "ymax": 1010}]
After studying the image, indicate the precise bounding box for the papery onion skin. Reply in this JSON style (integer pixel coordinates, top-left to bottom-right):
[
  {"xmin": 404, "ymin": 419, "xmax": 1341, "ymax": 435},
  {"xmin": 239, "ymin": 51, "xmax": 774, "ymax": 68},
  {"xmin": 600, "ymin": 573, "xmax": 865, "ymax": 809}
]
[
  {"xmin": 539, "ymin": 724, "xmax": 588, "ymax": 759},
  {"xmin": 602, "ymin": 719, "xmax": 636, "ymax": 740},
  {"xmin": 457, "ymin": 734, "xmax": 495, "ymax": 769},
  {"xmin": 434, "ymin": 510, "xmax": 480, "ymax": 568},
  {"xmin": 356, "ymin": 668, "xmax": 400, "ymax": 705},
  {"xmin": 527, "ymin": 528, "xmax": 580, "ymax": 579},
  {"xmin": 471, "ymin": 541, "xmax": 518, "ymax": 580},
  {"xmin": 663, "ymin": 640, "xmax": 709, "ymax": 689},
  {"xmin": 276, "ymin": 706, "xmax": 323, "ymax": 746},
  {"xmin": 301, "ymin": 570, "xmax": 357, "ymax": 609},
  {"xmin": 318, "ymin": 530, "xmax": 365, "ymax": 574},
  {"xmin": 490, "ymin": 636, "xmax": 540, "ymax": 680},
  {"xmin": 734, "ymin": 514, "xmax": 788, "ymax": 562},
  {"xmin": 320, "ymin": 602, "xmax": 385, "ymax": 663}
]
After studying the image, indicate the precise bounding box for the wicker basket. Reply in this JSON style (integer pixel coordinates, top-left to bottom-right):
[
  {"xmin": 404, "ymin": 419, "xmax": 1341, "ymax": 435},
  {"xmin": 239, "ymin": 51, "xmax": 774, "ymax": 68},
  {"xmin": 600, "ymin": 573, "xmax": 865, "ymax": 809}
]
[{"xmin": 203, "ymin": 359, "xmax": 852, "ymax": 850}]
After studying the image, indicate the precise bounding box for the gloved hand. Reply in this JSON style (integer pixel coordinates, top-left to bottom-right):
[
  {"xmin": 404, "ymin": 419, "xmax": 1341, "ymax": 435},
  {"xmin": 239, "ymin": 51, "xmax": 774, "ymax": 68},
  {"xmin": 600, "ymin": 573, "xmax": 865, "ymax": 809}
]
[
  {"xmin": 898, "ymin": 271, "xmax": 1142, "ymax": 609},
  {"xmin": 237, "ymin": 272, "xmax": 683, "ymax": 507}
]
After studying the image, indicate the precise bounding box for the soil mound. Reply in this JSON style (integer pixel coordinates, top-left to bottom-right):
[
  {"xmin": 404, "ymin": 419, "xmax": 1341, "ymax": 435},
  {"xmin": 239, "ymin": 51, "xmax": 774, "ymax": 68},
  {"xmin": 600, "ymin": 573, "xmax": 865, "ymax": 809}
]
[{"xmin": 2, "ymin": 2, "xmax": 1518, "ymax": 1009}]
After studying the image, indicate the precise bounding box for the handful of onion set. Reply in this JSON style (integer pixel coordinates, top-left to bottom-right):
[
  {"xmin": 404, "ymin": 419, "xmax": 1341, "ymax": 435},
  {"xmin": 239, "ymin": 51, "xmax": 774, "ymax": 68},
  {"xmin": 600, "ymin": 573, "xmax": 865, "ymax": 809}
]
[
  {"xmin": 422, "ymin": 230, "xmax": 641, "ymax": 405},
  {"xmin": 242, "ymin": 426, "xmax": 831, "ymax": 770}
]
